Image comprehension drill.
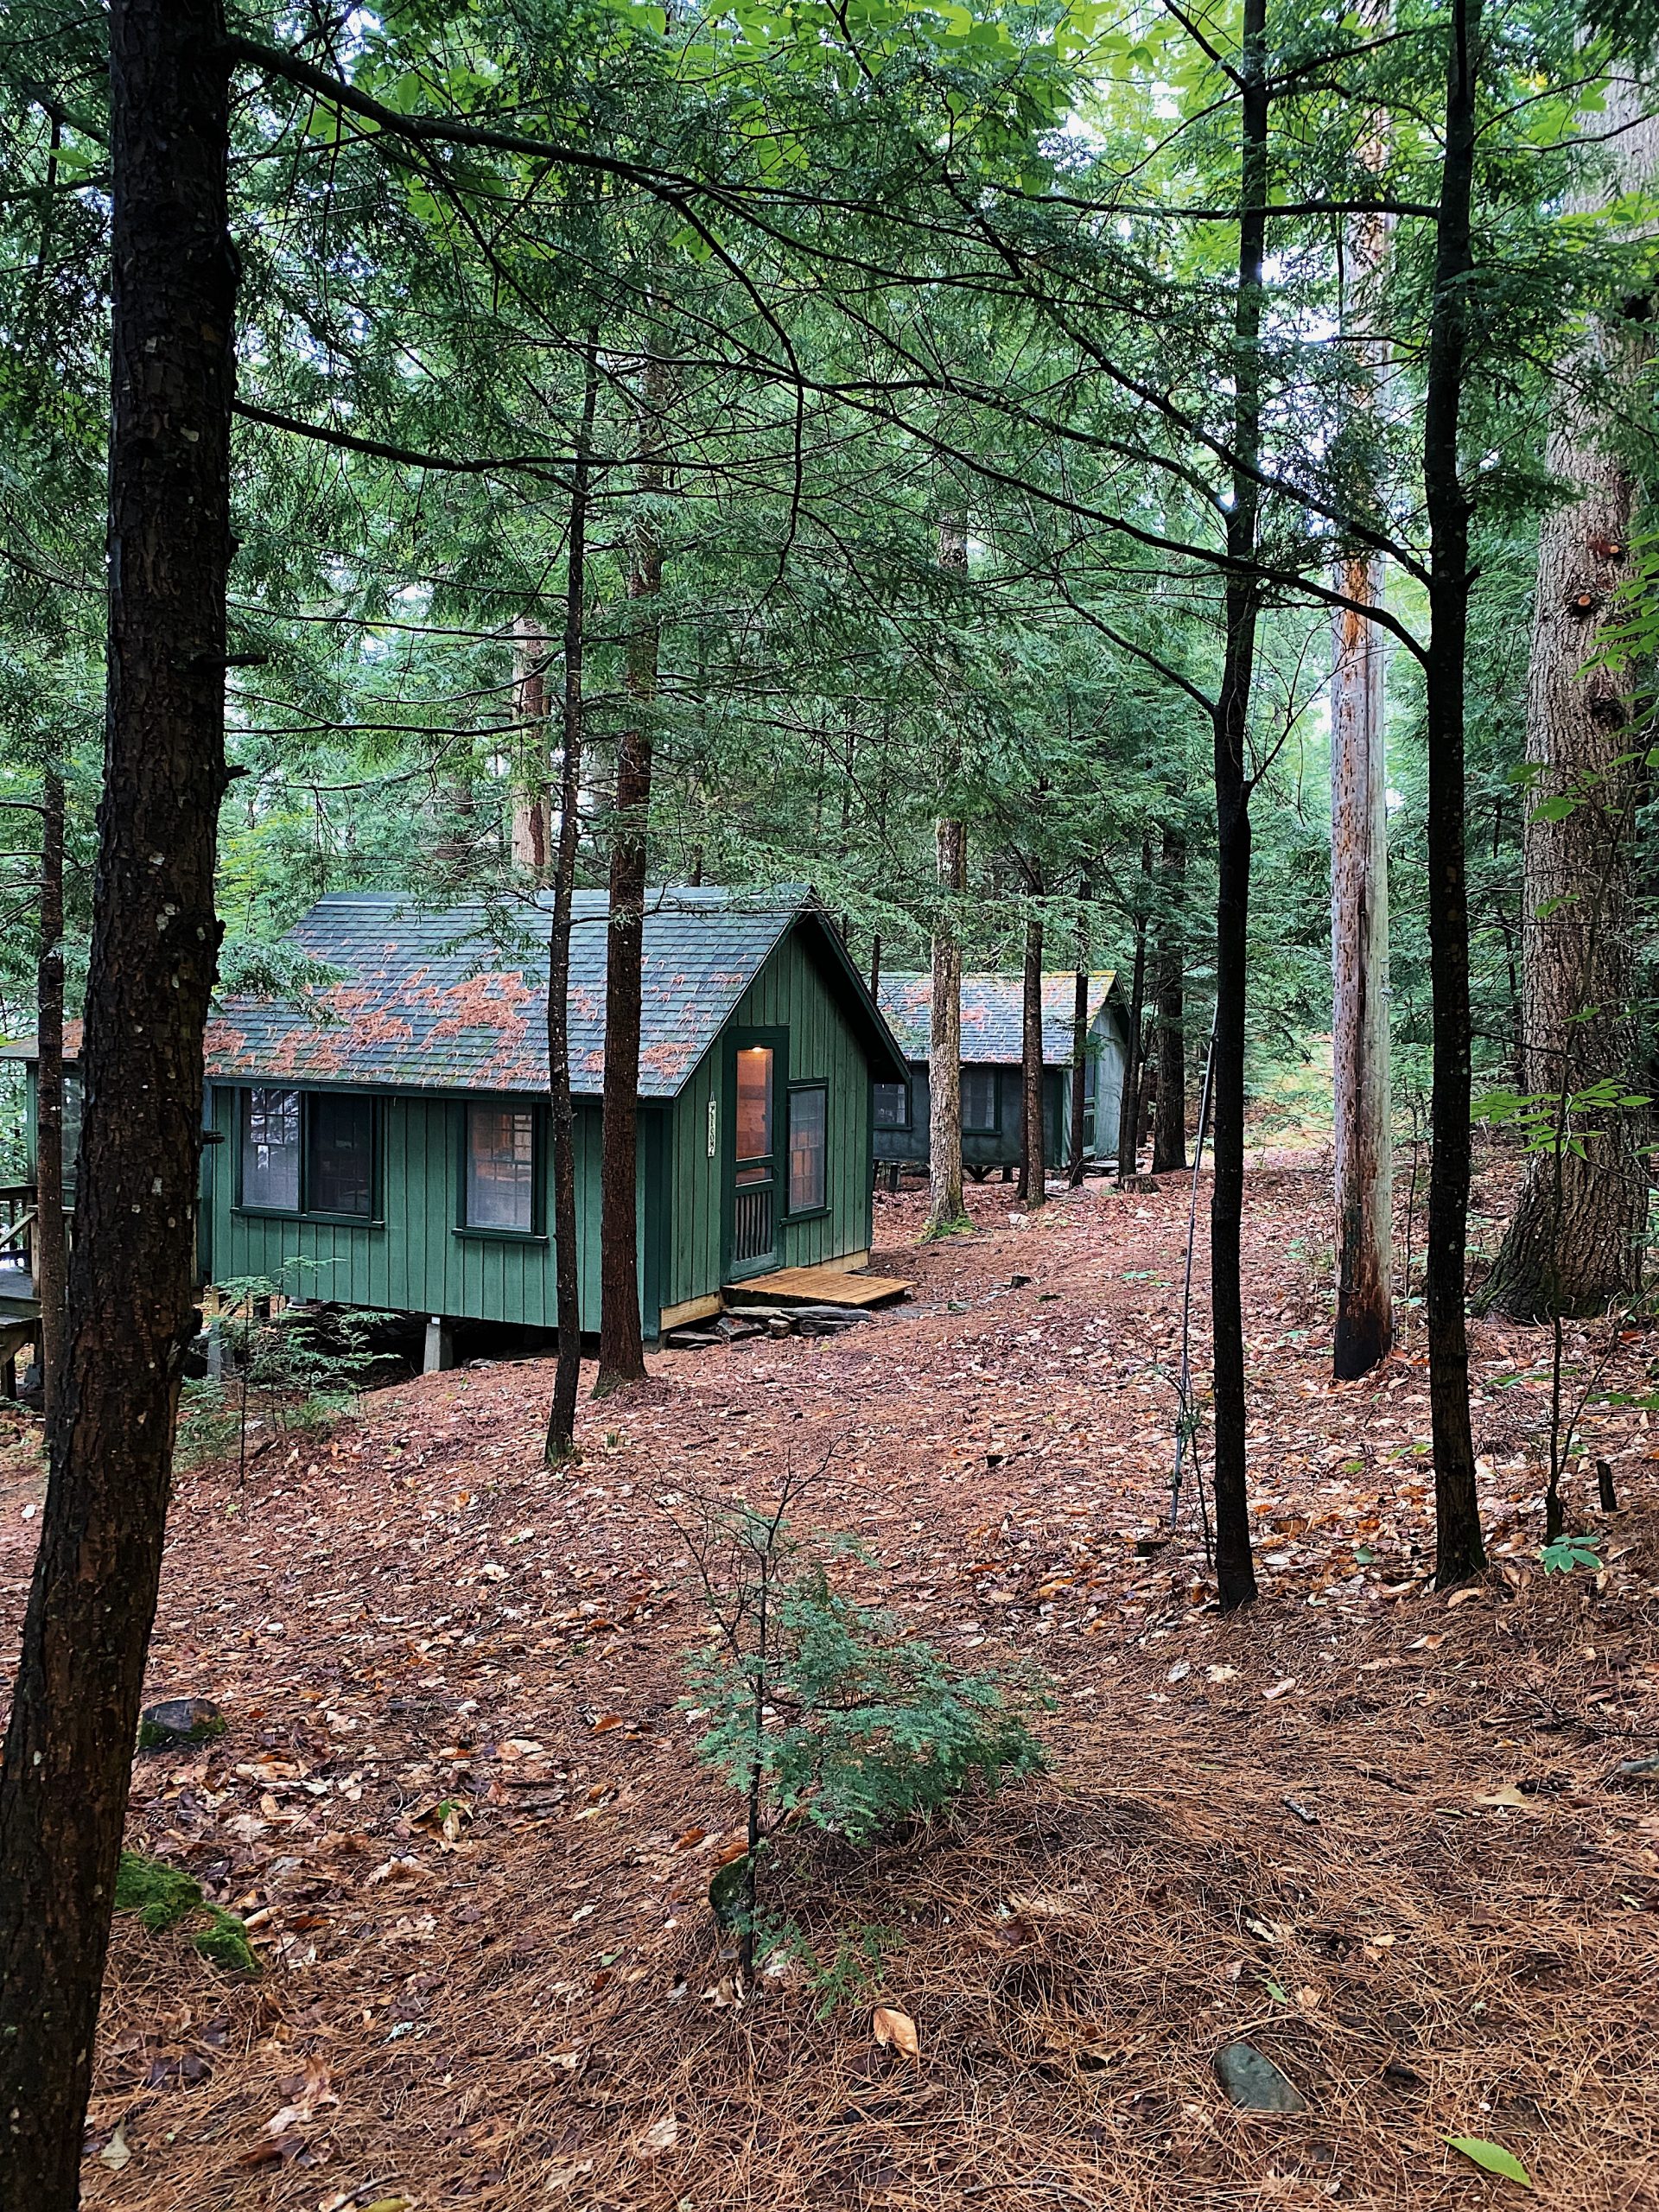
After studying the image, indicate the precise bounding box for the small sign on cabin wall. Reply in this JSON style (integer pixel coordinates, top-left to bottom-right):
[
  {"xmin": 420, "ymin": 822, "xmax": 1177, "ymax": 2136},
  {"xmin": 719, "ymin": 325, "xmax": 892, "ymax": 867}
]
[{"xmin": 707, "ymin": 1099, "xmax": 717, "ymax": 1159}]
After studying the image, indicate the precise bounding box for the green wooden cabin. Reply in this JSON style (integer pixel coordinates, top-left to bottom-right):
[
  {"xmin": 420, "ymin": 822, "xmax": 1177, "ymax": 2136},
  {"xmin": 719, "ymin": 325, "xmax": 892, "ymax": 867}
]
[
  {"xmin": 53, "ymin": 887, "xmax": 904, "ymax": 1348},
  {"xmin": 872, "ymin": 971, "xmax": 1128, "ymax": 1179}
]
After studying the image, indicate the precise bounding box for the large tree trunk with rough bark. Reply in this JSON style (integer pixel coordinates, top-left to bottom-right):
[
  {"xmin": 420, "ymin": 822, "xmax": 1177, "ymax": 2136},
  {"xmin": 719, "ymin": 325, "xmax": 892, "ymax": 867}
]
[
  {"xmin": 1421, "ymin": 0, "xmax": 1486, "ymax": 1585},
  {"xmin": 545, "ymin": 349, "xmax": 598, "ymax": 1461},
  {"xmin": 35, "ymin": 766, "xmax": 67, "ymax": 1426},
  {"xmin": 0, "ymin": 3, "xmax": 235, "ymax": 2193},
  {"xmin": 1482, "ymin": 94, "xmax": 1657, "ymax": 1321},
  {"xmin": 595, "ymin": 346, "xmax": 665, "ymax": 1394},
  {"xmin": 1331, "ymin": 562, "xmax": 1394, "ymax": 1376},
  {"xmin": 1020, "ymin": 907, "xmax": 1046, "ymax": 1205},
  {"xmin": 1152, "ymin": 824, "xmax": 1187, "ymax": 1173},
  {"xmin": 927, "ymin": 817, "xmax": 967, "ymax": 1231},
  {"xmin": 1329, "ymin": 3, "xmax": 1395, "ymax": 1383},
  {"xmin": 1210, "ymin": 0, "xmax": 1267, "ymax": 1613}
]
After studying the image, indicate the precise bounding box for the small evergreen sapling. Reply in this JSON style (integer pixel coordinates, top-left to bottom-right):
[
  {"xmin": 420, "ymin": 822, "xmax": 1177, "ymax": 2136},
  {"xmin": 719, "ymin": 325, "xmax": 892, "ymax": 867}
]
[{"xmin": 673, "ymin": 1464, "xmax": 1049, "ymax": 1978}]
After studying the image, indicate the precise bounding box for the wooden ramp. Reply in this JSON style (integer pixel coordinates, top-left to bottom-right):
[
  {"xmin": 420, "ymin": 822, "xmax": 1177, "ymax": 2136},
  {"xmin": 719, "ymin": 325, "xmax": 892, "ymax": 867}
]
[{"xmin": 724, "ymin": 1264, "xmax": 912, "ymax": 1310}]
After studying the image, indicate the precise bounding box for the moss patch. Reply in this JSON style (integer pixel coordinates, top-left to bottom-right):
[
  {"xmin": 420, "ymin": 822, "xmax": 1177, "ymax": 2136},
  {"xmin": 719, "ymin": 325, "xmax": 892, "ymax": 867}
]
[{"xmin": 115, "ymin": 1851, "xmax": 258, "ymax": 1975}]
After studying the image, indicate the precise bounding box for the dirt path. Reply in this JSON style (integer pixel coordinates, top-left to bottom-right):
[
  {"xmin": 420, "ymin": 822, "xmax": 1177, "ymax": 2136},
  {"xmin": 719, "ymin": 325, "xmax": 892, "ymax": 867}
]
[{"xmin": 2, "ymin": 1166, "xmax": 1656, "ymax": 2210}]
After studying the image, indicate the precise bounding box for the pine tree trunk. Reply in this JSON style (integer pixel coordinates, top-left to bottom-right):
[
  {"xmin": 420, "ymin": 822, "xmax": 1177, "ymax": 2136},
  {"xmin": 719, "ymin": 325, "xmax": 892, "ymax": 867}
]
[
  {"xmin": 1482, "ymin": 92, "xmax": 1656, "ymax": 1321},
  {"xmin": 1116, "ymin": 832, "xmax": 1152, "ymax": 1184},
  {"xmin": 546, "ymin": 348, "xmax": 597, "ymax": 1462},
  {"xmin": 926, "ymin": 817, "xmax": 967, "ymax": 1231},
  {"xmin": 1331, "ymin": 556, "xmax": 1394, "ymax": 1376},
  {"xmin": 1210, "ymin": 0, "xmax": 1268, "ymax": 1613},
  {"xmin": 0, "ymin": 3, "xmax": 235, "ymax": 2193},
  {"xmin": 35, "ymin": 767, "xmax": 67, "ymax": 1427},
  {"xmin": 1068, "ymin": 877, "xmax": 1091, "ymax": 1185},
  {"xmin": 595, "ymin": 346, "xmax": 665, "ymax": 1394},
  {"xmin": 1020, "ymin": 908, "xmax": 1046, "ymax": 1206},
  {"xmin": 1330, "ymin": 9, "xmax": 1395, "ymax": 1385},
  {"xmin": 1421, "ymin": 0, "xmax": 1485, "ymax": 1585},
  {"xmin": 1152, "ymin": 824, "xmax": 1188, "ymax": 1173},
  {"xmin": 512, "ymin": 617, "xmax": 553, "ymax": 881}
]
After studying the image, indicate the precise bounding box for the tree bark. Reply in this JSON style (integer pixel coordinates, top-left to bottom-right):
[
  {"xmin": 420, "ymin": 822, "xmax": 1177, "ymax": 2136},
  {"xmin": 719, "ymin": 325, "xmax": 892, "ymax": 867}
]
[
  {"xmin": 545, "ymin": 346, "xmax": 598, "ymax": 1462},
  {"xmin": 35, "ymin": 767, "xmax": 67, "ymax": 1426},
  {"xmin": 1210, "ymin": 0, "xmax": 1268, "ymax": 1613},
  {"xmin": 1019, "ymin": 906, "xmax": 1046, "ymax": 1206},
  {"xmin": 1482, "ymin": 92, "xmax": 1657, "ymax": 1321},
  {"xmin": 926, "ymin": 817, "xmax": 967, "ymax": 1231},
  {"xmin": 1069, "ymin": 877, "xmax": 1091, "ymax": 1185},
  {"xmin": 1330, "ymin": 28, "xmax": 1395, "ymax": 1381},
  {"xmin": 1152, "ymin": 825, "xmax": 1188, "ymax": 1174},
  {"xmin": 512, "ymin": 616, "xmax": 553, "ymax": 882},
  {"xmin": 595, "ymin": 343, "xmax": 665, "ymax": 1394},
  {"xmin": 1420, "ymin": 0, "xmax": 1486, "ymax": 1585},
  {"xmin": 1116, "ymin": 831, "xmax": 1153, "ymax": 1183},
  {"xmin": 0, "ymin": 2, "xmax": 235, "ymax": 2194}
]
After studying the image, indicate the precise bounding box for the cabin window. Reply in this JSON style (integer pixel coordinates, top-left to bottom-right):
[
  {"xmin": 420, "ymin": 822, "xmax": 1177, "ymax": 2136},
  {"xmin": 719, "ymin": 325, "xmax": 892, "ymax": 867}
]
[
  {"xmin": 787, "ymin": 1084, "xmax": 828, "ymax": 1213},
  {"xmin": 466, "ymin": 1105, "xmax": 537, "ymax": 1232},
  {"xmin": 734, "ymin": 1046, "xmax": 773, "ymax": 1180},
  {"xmin": 240, "ymin": 1087, "xmax": 302, "ymax": 1211},
  {"xmin": 961, "ymin": 1069, "xmax": 999, "ymax": 1135},
  {"xmin": 308, "ymin": 1093, "xmax": 375, "ymax": 1218},
  {"xmin": 873, "ymin": 1080, "xmax": 910, "ymax": 1130}
]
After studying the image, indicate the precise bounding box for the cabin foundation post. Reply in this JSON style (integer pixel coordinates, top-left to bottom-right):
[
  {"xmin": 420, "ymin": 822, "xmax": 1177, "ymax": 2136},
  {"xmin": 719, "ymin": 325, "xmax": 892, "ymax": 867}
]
[{"xmin": 423, "ymin": 1316, "xmax": 454, "ymax": 1375}]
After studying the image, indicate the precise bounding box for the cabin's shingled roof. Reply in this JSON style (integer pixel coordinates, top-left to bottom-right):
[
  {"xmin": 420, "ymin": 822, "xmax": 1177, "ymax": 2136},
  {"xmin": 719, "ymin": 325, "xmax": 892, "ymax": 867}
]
[
  {"xmin": 200, "ymin": 887, "xmax": 842, "ymax": 1099},
  {"xmin": 877, "ymin": 972, "xmax": 1119, "ymax": 1068}
]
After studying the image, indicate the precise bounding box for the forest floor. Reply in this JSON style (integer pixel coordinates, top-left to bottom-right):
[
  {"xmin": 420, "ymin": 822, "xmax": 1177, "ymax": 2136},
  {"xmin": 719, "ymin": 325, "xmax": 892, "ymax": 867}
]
[{"xmin": 3, "ymin": 1150, "xmax": 1659, "ymax": 2212}]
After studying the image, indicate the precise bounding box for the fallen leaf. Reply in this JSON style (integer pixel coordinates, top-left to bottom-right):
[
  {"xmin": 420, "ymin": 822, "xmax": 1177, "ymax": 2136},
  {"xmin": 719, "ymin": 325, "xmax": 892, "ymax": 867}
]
[
  {"xmin": 590, "ymin": 1714, "xmax": 626, "ymax": 1733},
  {"xmin": 872, "ymin": 2005, "xmax": 920, "ymax": 2057},
  {"xmin": 1446, "ymin": 1586, "xmax": 1484, "ymax": 1608},
  {"xmin": 1206, "ymin": 1664, "xmax": 1237, "ymax": 1683},
  {"xmin": 1263, "ymin": 1678, "xmax": 1298, "ymax": 1701},
  {"xmin": 1446, "ymin": 2135, "xmax": 1532, "ymax": 2189},
  {"xmin": 545, "ymin": 2159, "xmax": 594, "ymax": 2194},
  {"xmin": 638, "ymin": 2113, "xmax": 678, "ymax": 2155},
  {"xmin": 1476, "ymin": 1786, "xmax": 1531, "ymax": 1808},
  {"xmin": 99, "ymin": 2125, "xmax": 132, "ymax": 2174}
]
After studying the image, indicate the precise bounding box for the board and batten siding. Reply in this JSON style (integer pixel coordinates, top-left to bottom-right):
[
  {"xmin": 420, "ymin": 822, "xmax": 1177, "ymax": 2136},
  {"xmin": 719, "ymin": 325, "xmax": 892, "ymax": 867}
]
[
  {"xmin": 206, "ymin": 1088, "xmax": 659, "ymax": 1332},
  {"xmin": 662, "ymin": 928, "xmax": 874, "ymax": 1312}
]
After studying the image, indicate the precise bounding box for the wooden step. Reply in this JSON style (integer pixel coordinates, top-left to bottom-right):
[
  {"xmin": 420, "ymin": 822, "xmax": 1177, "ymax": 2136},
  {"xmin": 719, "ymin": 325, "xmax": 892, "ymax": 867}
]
[{"xmin": 722, "ymin": 1264, "xmax": 912, "ymax": 1310}]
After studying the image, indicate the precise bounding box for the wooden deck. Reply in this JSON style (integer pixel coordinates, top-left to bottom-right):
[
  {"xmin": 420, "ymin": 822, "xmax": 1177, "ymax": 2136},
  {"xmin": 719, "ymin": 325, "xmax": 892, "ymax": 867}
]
[{"xmin": 723, "ymin": 1264, "xmax": 912, "ymax": 1310}]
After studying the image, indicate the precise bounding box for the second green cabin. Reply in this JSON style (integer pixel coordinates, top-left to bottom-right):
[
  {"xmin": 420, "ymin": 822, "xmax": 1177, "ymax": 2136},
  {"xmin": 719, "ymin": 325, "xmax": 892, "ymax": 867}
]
[{"xmin": 199, "ymin": 887, "xmax": 909, "ymax": 1344}]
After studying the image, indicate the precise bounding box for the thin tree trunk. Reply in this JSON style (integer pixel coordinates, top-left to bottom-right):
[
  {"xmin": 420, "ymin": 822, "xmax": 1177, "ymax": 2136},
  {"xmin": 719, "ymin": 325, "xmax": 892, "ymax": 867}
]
[
  {"xmin": 512, "ymin": 617, "xmax": 553, "ymax": 881},
  {"xmin": 35, "ymin": 766, "xmax": 67, "ymax": 1425},
  {"xmin": 1421, "ymin": 0, "xmax": 1486, "ymax": 1585},
  {"xmin": 1483, "ymin": 92, "xmax": 1657, "ymax": 1321},
  {"xmin": 1069, "ymin": 876, "xmax": 1091, "ymax": 1185},
  {"xmin": 0, "ymin": 2, "xmax": 235, "ymax": 2194},
  {"xmin": 1211, "ymin": 0, "xmax": 1268, "ymax": 1612},
  {"xmin": 1330, "ymin": 25, "xmax": 1395, "ymax": 1381},
  {"xmin": 595, "ymin": 342, "xmax": 665, "ymax": 1394},
  {"xmin": 1116, "ymin": 831, "xmax": 1153, "ymax": 1184},
  {"xmin": 1020, "ymin": 906, "xmax": 1046, "ymax": 1206},
  {"xmin": 545, "ymin": 346, "xmax": 598, "ymax": 1463},
  {"xmin": 1152, "ymin": 825, "xmax": 1188, "ymax": 1173},
  {"xmin": 868, "ymin": 931, "xmax": 881, "ymax": 1002},
  {"xmin": 926, "ymin": 817, "xmax": 967, "ymax": 1231}
]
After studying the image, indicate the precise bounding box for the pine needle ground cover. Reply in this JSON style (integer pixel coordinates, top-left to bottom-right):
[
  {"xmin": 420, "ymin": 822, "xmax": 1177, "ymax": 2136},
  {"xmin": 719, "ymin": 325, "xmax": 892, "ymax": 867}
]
[{"xmin": 1, "ymin": 1167, "xmax": 1656, "ymax": 2210}]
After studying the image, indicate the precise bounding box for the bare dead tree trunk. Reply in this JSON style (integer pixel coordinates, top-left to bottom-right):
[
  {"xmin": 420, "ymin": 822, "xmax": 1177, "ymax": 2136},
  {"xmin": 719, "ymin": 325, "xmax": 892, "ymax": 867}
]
[
  {"xmin": 1152, "ymin": 826, "xmax": 1187, "ymax": 1173},
  {"xmin": 1116, "ymin": 831, "xmax": 1153, "ymax": 1184},
  {"xmin": 35, "ymin": 766, "xmax": 67, "ymax": 1425},
  {"xmin": 1020, "ymin": 906, "xmax": 1046, "ymax": 1207},
  {"xmin": 1483, "ymin": 93, "xmax": 1657, "ymax": 1321},
  {"xmin": 596, "ymin": 342, "xmax": 665, "ymax": 1394},
  {"xmin": 1421, "ymin": 0, "xmax": 1486, "ymax": 1585},
  {"xmin": 868, "ymin": 931, "xmax": 881, "ymax": 1002},
  {"xmin": 1330, "ymin": 34, "xmax": 1395, "ymax": 1381},
  {"xmin": 0, "ymin": 2, "xmax": 235, "ymax": 2192},
  {"xmin": 545, "ymin": 346, "xmax": 598, "ymax": 1463},
  {"xmin": 1069, "ymin": 876, "xmax": 1091, "ymax": 1185},
  {"xmin": 1210, "ymin": 0, "xmax": 1268, "ymax": 1612},
  {"xmin": 512, "ymin": 617, "xmax": 553, "ymax": 883}
]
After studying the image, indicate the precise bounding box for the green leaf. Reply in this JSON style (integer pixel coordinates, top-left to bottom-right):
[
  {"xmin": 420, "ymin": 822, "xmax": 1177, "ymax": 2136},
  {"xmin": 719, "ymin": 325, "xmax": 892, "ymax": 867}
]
[
  {"xmin": 1529, "ymin": 795, "xmax": 1577, "ymax": 823},
  {"xmin": 1446, "ymin": 2137, "xmax": 1532, "ymax": 2189}
]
